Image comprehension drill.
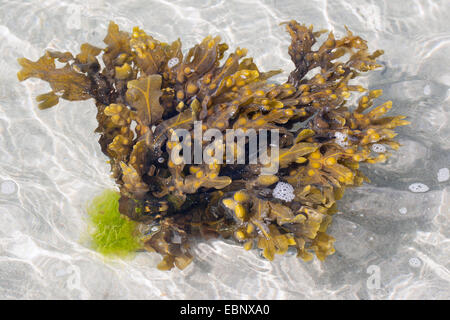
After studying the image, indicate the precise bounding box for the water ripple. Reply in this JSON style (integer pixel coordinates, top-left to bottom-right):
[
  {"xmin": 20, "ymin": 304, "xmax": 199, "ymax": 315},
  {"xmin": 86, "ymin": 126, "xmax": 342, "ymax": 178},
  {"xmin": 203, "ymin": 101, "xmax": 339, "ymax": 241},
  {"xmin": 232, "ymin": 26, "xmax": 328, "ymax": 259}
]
[{"xmin": 0, "ymin": 0, "xmax": 449, "ymax": 299}]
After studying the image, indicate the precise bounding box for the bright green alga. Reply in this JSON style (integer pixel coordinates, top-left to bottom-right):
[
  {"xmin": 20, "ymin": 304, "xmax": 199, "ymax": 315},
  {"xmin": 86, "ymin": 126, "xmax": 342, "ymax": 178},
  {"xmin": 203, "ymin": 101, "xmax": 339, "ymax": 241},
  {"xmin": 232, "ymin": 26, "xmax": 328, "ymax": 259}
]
[{"xmin": 87, "ymin": 190, "xmax": 142, "ymax": 257}]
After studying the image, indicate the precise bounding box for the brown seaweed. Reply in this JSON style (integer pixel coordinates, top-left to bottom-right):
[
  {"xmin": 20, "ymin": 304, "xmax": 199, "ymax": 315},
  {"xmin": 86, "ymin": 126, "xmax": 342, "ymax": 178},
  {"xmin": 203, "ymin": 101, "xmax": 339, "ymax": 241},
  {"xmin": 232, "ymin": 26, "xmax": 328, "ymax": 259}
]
[{"xmin": 17, "ymin": 20, "xmax": 409, "ymax": 270}]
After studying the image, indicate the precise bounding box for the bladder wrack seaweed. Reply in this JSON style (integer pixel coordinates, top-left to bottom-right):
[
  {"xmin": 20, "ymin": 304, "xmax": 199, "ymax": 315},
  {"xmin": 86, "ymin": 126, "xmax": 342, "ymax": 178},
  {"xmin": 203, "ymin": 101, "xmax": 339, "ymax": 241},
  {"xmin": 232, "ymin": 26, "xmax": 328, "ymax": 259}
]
[{"xmin": 18, "ymin": 21, "xmax": 409, "ymax": 270}]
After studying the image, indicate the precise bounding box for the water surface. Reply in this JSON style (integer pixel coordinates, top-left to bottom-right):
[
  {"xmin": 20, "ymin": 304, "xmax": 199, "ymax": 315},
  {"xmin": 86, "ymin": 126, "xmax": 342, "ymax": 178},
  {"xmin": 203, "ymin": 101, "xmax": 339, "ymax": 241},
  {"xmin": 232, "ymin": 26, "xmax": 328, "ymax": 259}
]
[{"xmin": 0, "ymin": 0, "xmax": 449, "ymax": 299}]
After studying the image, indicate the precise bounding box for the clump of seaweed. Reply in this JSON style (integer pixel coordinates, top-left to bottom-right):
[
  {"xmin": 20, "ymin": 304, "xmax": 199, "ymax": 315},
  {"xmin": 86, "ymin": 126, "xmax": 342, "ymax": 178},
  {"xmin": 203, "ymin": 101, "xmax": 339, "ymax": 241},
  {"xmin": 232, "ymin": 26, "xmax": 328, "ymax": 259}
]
[{"xmin": 18, "ymin": 20, "xmax": 409, "ymax": 270}]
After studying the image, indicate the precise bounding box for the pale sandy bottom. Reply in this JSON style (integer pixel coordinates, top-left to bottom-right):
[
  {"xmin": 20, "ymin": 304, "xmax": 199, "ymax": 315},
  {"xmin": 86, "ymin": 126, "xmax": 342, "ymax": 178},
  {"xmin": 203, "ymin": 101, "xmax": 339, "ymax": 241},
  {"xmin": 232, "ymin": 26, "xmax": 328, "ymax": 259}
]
[{"xmin": 0, "ymin": 0, "xmax": 449, "ymax": 299}]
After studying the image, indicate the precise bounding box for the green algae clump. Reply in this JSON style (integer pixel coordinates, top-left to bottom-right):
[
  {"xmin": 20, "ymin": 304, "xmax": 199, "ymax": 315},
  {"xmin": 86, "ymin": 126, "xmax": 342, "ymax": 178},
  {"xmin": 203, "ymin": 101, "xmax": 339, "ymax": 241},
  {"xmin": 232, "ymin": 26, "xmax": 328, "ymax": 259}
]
[{"xmin": 87, "ymin": 190, "xmax": 142, "ymax": 257}]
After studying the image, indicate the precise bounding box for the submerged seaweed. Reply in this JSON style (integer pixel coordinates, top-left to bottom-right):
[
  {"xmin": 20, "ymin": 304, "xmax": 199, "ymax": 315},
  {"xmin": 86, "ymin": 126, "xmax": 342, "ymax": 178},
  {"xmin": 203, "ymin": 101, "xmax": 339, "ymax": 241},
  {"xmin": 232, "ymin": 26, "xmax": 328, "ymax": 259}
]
[{"xmin": 18, "ymin": 20, "xmax": 409, "ymax": 270}]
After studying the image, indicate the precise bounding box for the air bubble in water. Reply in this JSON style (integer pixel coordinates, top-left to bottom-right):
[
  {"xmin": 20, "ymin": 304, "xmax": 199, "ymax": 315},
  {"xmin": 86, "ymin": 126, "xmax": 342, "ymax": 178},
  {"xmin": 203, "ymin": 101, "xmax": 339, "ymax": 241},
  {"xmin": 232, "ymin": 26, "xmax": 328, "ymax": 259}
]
[
  {"xmin": 408, "ymin": 183, "xmax": 429, "ymax": 193},
  {"xmin": 437, "ymin": 168, "xmax": 449, "ymax": 182},
  {"xmin": 399, "ymin": 207, "xmax": 407, "ymax": 214},
  {"xmin": 371, "ymin": 143, "xmax": 386, "ymax": 153},
  {"xmin": 167, "ymin": 57, "xmax": 179, "ymax": 68},
  {"xmin": 272, "ymin": 182, "xmax": 295, "ymax": 202},
  {"xmin": 334, "ymin": 132, "xmax": 349, "ymax": 147},
  {"xmin": 409, "ymin": 257, "xmax": 421, "ymax": 268}
]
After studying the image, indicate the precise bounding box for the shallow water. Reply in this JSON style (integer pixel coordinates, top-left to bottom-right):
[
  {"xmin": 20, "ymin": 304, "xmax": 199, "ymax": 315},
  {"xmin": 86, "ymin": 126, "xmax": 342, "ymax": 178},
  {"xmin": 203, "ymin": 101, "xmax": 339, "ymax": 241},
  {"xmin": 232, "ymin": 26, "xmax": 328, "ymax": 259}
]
[{"xmin": 0, "ymin": 0, "xmax": 449, "ymax": 299}]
